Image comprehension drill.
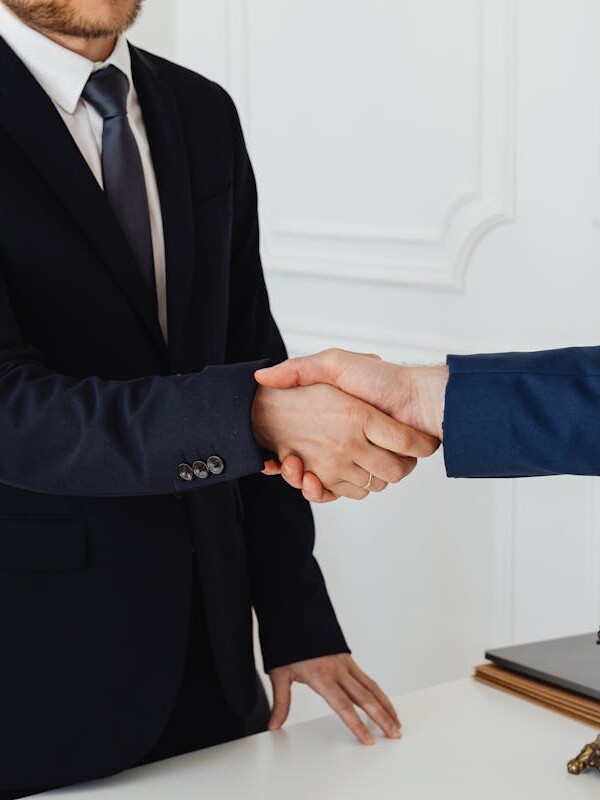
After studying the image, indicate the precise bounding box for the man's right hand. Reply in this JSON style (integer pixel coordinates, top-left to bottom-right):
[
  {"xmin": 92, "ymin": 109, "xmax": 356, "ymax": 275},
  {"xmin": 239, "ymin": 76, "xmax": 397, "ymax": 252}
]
[{"xmin": 251, "ymin": 382, "xmax": 439, "ymax": 502}]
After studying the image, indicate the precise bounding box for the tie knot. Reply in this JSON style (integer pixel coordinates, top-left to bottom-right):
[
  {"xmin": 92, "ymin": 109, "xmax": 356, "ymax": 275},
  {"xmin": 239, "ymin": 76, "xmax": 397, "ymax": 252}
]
[{"xmin": 82, "ymin": 65, "xmax": 129, "ymax": 120}]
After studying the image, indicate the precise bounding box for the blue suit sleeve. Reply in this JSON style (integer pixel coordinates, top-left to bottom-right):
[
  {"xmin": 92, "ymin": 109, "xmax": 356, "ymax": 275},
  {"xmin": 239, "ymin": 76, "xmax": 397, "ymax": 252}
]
[{"xmin": 443, "ymin": 346, "xmax": 600, "ymax": 478}]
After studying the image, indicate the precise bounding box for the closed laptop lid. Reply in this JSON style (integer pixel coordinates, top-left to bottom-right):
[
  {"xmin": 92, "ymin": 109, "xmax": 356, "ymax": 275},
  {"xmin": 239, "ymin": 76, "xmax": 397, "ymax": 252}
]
[{"xmin": 485, "ymin": 633, "xmax": 600, "ymax": 701}]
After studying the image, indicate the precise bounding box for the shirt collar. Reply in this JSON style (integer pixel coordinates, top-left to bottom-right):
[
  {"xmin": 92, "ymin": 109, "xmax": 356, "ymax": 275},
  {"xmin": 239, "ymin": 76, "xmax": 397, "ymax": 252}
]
[{"xmin": 0, "ymin": 2, "xmax": 132, "ymax": 115}]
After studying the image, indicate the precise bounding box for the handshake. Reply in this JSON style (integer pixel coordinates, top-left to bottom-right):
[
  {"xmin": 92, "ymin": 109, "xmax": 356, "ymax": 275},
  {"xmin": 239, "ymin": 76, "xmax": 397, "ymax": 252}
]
[{"xmin": 251, "ymin": 348, "xmax": 449, "ymax": 503}]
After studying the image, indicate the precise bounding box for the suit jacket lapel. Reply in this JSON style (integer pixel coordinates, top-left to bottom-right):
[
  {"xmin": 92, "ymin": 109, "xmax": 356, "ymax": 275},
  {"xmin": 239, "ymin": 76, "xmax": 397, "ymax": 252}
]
[
  {"xmin": 130, "ymin": 46, "xmax": 196, "ymax": 366},
  {"xmin": 0, "ymin": 36, "xmax": 167, "ymax": 357}
]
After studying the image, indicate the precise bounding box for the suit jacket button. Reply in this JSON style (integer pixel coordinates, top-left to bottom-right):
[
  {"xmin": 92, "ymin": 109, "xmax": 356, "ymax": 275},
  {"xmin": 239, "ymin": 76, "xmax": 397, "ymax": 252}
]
[
  {"xmin": 207, "ymin": 455, "xmax": 225, "ymax": 475},
  {"xmin": 178, "ymin": 463, "xmax": 194, "ymax": 482},
  {"xmin": 192, "ymin": 460, "xmax": 209, "ymax": 479}
]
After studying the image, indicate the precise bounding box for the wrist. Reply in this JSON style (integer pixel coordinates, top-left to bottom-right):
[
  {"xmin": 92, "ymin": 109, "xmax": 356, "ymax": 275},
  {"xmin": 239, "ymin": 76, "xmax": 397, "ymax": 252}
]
[
  {"xmin": 407, "ymin": 365, "xmax": 448, "ymax": 441},
  {"xmin": 251, "ymin": 385, "xmax": 273, "ymax": 451},
  {"xmin": 252, "ymin": 385, "xmax": 293, "ymax": 456}
]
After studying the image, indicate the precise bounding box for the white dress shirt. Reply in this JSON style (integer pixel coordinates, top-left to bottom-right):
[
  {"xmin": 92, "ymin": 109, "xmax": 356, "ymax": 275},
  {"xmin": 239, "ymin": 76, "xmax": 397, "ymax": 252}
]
[{"xmin": 0, "ymin": 2, "xmax": 168, "ymax": 342}]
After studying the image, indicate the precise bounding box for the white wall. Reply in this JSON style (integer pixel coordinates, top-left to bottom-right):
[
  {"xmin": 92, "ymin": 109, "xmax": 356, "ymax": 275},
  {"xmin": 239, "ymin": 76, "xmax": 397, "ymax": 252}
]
[{"xmin": 131, "ymin": 0, "xmax": 600, "ymax": 723}]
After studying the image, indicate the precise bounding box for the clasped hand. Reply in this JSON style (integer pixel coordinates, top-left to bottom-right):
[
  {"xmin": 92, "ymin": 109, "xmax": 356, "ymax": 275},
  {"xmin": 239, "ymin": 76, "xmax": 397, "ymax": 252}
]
[{"xmin": 251, "ymin": 351, "xmax": 442, "ymax": 502}]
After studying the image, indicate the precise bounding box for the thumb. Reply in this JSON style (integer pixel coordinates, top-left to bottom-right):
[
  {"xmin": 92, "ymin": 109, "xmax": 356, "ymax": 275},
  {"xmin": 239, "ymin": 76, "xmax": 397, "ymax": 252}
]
[
  {"xmin": 268, "ymin": 671, "xmax": 292, "ymax": 730},
  {"xmin": 366, "ymin": 411, "xmax": 440, "ymax": 458},
  {"xmin": 255, "ymin": 350, "xmax": 340, "ymax": 389}
]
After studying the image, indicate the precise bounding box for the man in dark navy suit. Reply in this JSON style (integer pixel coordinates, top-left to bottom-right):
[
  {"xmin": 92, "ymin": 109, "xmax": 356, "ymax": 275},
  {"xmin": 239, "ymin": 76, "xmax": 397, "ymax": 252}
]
[
  {"xmin": 258, "ymin": 346, "xmax": 600, "ymax": 491},
  {"xmin": 0, "ymin": 1, "xmax": 442, "ymax": 797}
]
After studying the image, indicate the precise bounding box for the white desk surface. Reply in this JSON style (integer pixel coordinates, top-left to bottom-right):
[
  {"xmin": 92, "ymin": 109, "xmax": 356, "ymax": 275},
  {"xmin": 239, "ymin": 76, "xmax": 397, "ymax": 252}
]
[{"xmin": 37, "ymin": 678, "xmax": 600, "ymax": 799}]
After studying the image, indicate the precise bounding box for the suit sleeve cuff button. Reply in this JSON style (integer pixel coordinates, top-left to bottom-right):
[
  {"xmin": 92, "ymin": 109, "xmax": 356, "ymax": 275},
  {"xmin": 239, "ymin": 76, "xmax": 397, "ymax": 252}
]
[
  {"xmin": 192, "ymin": 461, "xmax": 210, "ymax": 479},
  {"xmin": 178, "ymin": 463, "xmax": 195, "ymax": 482},
  {"xmin": 207, "ymin": 456, "xmax": 225, "ymax": 475}
]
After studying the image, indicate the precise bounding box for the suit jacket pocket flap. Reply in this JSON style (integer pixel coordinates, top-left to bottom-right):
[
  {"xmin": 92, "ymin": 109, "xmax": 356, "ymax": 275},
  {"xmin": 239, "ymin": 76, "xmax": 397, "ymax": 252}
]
[{"xmin": 0, "ymin": 515, "xmax": 87, "ymax": 571}]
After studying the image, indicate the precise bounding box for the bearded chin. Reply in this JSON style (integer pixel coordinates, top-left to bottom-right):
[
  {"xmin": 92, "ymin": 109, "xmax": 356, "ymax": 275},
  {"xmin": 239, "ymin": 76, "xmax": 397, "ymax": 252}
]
[{"xmin": 2, "ymin": 0, "xmax": 144, "ymax": 39}]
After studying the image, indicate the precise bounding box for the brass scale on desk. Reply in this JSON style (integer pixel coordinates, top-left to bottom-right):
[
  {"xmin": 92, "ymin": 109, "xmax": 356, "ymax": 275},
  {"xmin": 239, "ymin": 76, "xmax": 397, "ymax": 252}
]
[{"xmin": 567, "ymin": 628, "xmax": 600, "ymax": 775}]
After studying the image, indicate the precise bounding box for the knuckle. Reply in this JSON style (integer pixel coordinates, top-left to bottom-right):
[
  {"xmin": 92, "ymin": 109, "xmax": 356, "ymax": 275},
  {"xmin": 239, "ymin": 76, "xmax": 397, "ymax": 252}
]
[
  {"xmin": 399, "ymin": 431, "xmax": 418, "ymax": 454},
  {"xmin": 324, "ymin": 348, "xmax": 344, "ymax": 371}
]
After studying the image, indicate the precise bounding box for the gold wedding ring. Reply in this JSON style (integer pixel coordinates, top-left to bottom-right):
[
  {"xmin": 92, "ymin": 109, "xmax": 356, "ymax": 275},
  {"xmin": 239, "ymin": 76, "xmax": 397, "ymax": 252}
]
[{"xmin": 363, "ymin": 472, "xmax": 374, "ymax": 491}]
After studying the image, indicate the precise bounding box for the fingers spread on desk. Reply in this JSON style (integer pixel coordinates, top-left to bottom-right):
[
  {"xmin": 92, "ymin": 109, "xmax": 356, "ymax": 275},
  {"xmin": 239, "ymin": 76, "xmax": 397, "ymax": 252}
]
[
  {"xmin": 349, "ymin": 662, "xmax": 401, "ymax": 730},
  {"xmin": 317, "ymin": 681, "xmax": 376, "ymax": 746},
  {"xmin": 339, "ymin": 674, "xmax": 401, "ymax": 740},
  {"xmin": 267, "ymin": 654, "xmax": 399, "ymax": 746}
]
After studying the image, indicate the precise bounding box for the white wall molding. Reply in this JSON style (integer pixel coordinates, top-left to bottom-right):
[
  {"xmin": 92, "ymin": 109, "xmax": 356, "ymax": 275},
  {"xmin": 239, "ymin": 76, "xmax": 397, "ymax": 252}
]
[{"xmin": 227, "ymin": 0, "xmax": 516, "ymax": 291}]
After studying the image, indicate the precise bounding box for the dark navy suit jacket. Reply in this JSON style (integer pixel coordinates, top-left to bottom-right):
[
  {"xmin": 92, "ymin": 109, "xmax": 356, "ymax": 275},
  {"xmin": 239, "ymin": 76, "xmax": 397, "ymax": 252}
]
[
  {"xmin": 444, "ymin": 347, "xmax": 600, "ymax": 477},
  {"xmin": 0, "ymin": 38, "xmax": 347, "ymax": 791}
]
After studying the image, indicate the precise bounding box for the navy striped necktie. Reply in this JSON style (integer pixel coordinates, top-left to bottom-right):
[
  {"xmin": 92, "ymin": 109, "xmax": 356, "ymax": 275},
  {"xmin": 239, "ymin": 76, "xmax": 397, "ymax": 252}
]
[{"xmin": 82, "ymin": 65, "xmax": 156, "ymax": 293}]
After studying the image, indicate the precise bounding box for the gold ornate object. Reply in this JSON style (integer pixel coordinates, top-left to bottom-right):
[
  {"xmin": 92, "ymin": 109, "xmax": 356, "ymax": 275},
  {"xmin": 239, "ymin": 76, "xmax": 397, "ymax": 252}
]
[
  {"xmin": 567, "ymin": 627, "xmax": 600, "ymax": 774},
  {"xmin": 568, "ymin": 734, "xmax": 600, "ymax": 774}
]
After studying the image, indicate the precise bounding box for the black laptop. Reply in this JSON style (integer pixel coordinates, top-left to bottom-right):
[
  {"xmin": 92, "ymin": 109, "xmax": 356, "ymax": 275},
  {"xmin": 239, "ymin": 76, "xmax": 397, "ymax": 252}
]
[{"xmin": 486, "ymin": 632, "xmax": 600, "ymax": 702}]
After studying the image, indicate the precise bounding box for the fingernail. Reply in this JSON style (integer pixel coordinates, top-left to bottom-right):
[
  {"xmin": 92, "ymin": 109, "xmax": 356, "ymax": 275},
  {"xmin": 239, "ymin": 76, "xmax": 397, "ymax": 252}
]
[
  {"xmin": 391, "ymin": 727, "xmax": 402, "ymax": 739},
  {"xmin": 365, "ymin": 735, "xmax": 376, "ymax": 746}
]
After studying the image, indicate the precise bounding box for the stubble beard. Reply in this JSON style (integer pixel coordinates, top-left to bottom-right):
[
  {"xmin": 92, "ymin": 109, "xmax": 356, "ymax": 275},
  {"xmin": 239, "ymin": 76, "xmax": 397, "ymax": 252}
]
[{"xmin": 2, "ymin": 0, "xmax": 144, "ymax": 39}]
